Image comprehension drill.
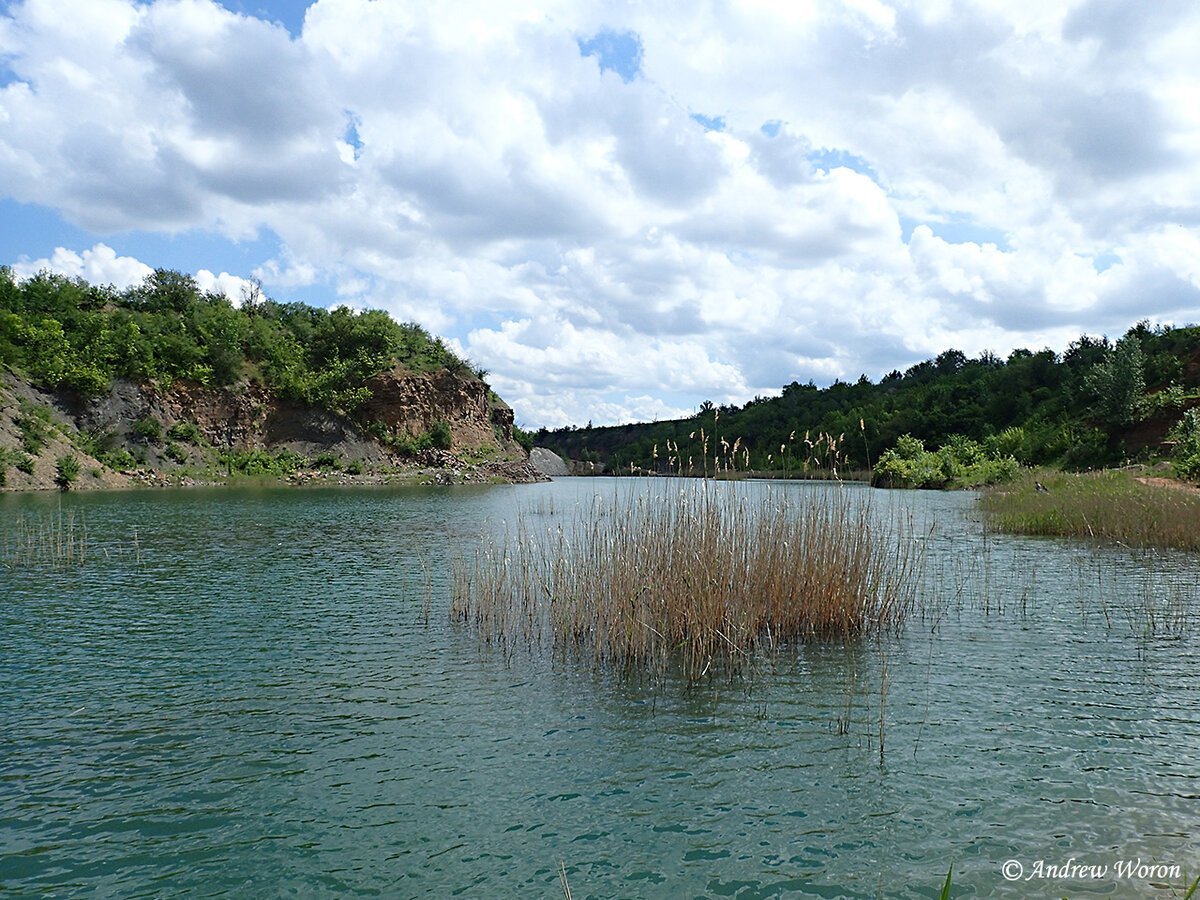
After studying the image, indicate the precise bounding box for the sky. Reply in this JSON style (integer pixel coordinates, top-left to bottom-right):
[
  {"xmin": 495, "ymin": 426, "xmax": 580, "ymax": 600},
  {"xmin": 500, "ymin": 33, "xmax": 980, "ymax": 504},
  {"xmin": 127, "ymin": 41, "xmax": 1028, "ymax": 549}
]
[{"xmin": 2, "ymin": 0, "xmax": 1200, "ymax": 429}]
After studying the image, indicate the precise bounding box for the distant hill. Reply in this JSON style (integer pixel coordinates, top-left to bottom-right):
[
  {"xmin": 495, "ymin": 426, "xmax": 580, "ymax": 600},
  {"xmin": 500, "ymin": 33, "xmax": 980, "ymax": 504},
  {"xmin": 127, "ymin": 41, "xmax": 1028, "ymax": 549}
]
[
  {"xmin": 0, "ymin": 266, "xmax": 538, "ymax": 490},
  {"xmin": 535, "ymin": 321, "xmax": 1200, "ymax": 477}
]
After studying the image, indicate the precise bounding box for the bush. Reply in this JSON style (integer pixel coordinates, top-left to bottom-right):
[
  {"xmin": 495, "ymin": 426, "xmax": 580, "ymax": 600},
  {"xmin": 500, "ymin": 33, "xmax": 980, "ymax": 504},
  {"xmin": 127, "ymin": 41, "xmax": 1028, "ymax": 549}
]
[
  {"xmin": 1170, "ymin": 409, "xmax": 1200, "ymax": 481},
  {"xmin": 55, "ymin": 454, "xmax": 80, "ymax": 491},
  {"xmin": 164, "ymin": 441, "xmax": 188, "ymax": 464},
  {"xmin": 218, "ymin": 448, "xmax": 308, "ymax": 476},
  {"xmin": 74, "ymin": 427, "xmax": 116, "ymax": 459},
  {"xmin": 1059, "ymin": 426, "xmax": 1111, "ymax": 471},
  {"xmin": 312, "ymin": 451, "xmax": 341, "ymax": 470},
  {"xmin": 344, "ymin": 460, "xmax": 363, "ymax": 475},
  {"xmin": 166, "ymin": 421, "xmax": 206, "ymax": 445},
  {"xmin": 874, "ymin": 433, "xmax": 1020, "ymax": 489},
  {"xmin": 1139, "ymin": 384, "xmax": 1193, "ymax": 417},
  {"xmin": 100, "ymin": 448, "xmax": 137, "ymax": 470},
  {"xmin": 131, "ymin": 416, "xmax": 162, "ymax": 442},
  {"xmin": 970, "ymin": 455, "xmax": 1021, "ymax": 486},
  {"xmin": 15, "ymin": 407, "xmax": 53, "ymax": 455},
  {"xmin": 873, "ymin": 436, "xmax": 947, "ymax": 489},
  {"xmin": 512, "ymin": 424, "xmax": 534, "ymax": 452},
  {"xmin": 16, "ymin": 453, "xmax": 35, "ymax": 475},
  {"xmin": 429, "ymin": 419, "xmax": 453, "ymax": 450},
  {"xmin": 984, "ymin": 426, "xmax": 1036, "ymax": 465}
]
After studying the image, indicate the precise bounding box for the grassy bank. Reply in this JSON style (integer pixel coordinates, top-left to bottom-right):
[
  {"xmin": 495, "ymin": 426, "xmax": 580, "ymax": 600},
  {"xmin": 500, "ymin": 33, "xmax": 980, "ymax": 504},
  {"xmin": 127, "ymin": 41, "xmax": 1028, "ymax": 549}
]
[
  {"xmin": 451, "ymin": 484, "xmax": 920, "ymax": 681},
  {"xmin": 980, "ymin": 468, "xmax": 1200, "ymax": 551}
]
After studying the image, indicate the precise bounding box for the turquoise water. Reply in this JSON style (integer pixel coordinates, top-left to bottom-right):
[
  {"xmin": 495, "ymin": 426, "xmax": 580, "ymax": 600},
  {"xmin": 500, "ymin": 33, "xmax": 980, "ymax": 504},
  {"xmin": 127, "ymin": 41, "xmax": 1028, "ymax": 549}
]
[{"xmin": 2, "ymin": 479, "xmax": 1198, "ymax": 898}]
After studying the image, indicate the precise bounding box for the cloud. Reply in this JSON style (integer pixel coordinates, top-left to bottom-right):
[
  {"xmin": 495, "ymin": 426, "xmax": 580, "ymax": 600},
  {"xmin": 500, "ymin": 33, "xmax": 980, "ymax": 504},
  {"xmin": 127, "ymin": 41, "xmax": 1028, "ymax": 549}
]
[
  {"xmin": 12, "ymin": 242, "xmax": 153, "ymax": 288},
  {"xmin": 195, "ymin": 268, "xmax": 255, "ymax": 304},
  {"xmin": 3, "ymin": 0, "xmax": 1200, "ymax": 428}
]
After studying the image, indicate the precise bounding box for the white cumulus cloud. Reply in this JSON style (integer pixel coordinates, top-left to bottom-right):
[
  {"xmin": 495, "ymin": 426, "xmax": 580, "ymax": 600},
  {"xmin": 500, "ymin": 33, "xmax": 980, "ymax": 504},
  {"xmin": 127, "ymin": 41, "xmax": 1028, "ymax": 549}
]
[
  {"xmin": 12, "ymin": 243, "xmax": 153, "ymax": 288},
  {"xmin": 3, "ymin": 0, "xmax": 1200, "ymax": 426}
]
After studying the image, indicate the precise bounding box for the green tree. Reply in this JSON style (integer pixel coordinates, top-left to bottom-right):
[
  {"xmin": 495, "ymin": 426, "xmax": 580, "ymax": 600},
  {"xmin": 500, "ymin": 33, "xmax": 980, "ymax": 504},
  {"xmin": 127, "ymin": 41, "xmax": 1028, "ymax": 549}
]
[
  {"xmin": 1084, "ymin": 335, "xmax": 1146, "ymax": 428},
  {"xmin": 1169, "ymin": 410, "xmax": 1200, "ymax": 481}
]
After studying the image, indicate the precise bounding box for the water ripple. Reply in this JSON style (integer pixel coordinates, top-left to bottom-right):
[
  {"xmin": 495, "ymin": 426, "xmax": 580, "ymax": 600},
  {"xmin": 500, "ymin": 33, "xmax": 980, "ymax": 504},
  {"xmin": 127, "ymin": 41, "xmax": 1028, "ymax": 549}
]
[{"xmin": 2, "ymin": 482, "xmax": 1199, "ymax": 897}]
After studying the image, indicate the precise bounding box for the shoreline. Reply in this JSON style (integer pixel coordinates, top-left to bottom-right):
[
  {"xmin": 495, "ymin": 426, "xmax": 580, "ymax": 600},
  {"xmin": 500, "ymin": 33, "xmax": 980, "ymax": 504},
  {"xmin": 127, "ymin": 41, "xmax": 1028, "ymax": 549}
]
[{"xmin": 0, "ymin": 457, "xmax": 547, "ymax": 494}]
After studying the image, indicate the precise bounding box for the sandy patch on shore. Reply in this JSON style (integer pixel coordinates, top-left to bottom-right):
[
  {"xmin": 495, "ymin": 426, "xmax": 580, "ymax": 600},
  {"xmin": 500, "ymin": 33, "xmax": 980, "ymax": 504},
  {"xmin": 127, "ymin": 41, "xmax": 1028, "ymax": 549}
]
[{"xmin": 1135, "ymin": 476, "xmax": 1200, "ymax": 495}]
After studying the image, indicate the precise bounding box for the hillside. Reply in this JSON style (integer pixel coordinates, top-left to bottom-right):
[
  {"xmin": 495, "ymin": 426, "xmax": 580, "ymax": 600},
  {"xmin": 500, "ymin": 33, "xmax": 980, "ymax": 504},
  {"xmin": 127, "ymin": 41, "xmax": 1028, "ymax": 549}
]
[
  {"xmin": 535, "ymin": 321, "xmax": 1200, "ymax": 482},
  {"xmin": 0, "ymin": 267, "xmax": 539, "ymax": 490}
]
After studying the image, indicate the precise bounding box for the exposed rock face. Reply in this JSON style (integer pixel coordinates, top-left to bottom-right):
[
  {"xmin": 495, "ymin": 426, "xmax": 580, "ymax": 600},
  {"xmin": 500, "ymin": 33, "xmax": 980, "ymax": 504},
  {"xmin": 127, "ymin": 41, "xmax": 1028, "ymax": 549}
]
[
  {"xmin": 0, "ymin": 375, "xmax": 130, "ymax": 492},
  {"xmin": 529, "ymin": 447, "xmax": 570, "ymax": 476},
  {"xmin": 1, "ymin": 365, "xmax": 536, "ymax": 490},
  {"xmin": 67, "ymin": 379, "xmax": 387, "ymax": 462},
  {"xmin": 361, "ymin": 369, "xmax": 517, "ymax": 452}
]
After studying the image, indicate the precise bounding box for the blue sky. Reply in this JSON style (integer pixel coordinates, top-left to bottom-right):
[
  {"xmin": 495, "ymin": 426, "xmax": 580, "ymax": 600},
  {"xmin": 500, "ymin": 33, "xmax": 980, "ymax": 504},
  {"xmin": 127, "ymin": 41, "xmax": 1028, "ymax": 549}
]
[{"xmin": 3, "ymin": 0, "xmax": 1200, "ymax": 428}]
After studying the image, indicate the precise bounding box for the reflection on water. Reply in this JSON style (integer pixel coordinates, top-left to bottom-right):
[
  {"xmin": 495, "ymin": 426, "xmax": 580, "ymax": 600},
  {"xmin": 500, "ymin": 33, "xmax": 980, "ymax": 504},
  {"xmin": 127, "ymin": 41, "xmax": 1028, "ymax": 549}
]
[{"xmin": 2, "ymin": 480, "xmax": 1198, "ymax": 897}]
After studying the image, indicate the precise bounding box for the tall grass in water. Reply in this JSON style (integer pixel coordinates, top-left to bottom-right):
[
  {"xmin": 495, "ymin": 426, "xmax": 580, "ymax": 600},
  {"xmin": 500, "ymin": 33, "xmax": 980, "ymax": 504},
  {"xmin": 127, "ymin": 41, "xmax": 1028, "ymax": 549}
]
[
  {"xmin": 451, "ymin": 484, "xmax": 919, "ymax": 682},
  {"xmin": 2, "ymin": 508, "xmax": 87, "ymax": 569},
  {"xmin": 981, "ymin": 468, "xmax": 1200, "ymax": 552}
]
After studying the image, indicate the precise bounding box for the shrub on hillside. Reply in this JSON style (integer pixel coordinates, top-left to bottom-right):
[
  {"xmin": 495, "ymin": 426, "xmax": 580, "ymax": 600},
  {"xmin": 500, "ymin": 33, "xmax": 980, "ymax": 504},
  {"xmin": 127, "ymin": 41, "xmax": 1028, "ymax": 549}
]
[
  {"xmin": 429, "ymin": 419, "xmax": 453, "ymax": 451},
  {"xmin": 55, "ymin": 454, "xmax": 80, "ymax": 491}
]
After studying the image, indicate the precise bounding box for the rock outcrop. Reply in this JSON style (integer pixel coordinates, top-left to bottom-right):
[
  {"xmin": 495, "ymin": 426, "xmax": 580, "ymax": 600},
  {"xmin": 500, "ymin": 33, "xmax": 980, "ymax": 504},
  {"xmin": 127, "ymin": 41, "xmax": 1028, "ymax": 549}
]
[
  {"xmin": 361, "ymin": 369, "xmax": 515, "ymax": 451},
  {"xmin": 1, "ymin": 365, "xmax": 540, "ymax": 491},
  {"xmin": 529, "ymin": 447, "xmax": 570, "ymax": 476}
]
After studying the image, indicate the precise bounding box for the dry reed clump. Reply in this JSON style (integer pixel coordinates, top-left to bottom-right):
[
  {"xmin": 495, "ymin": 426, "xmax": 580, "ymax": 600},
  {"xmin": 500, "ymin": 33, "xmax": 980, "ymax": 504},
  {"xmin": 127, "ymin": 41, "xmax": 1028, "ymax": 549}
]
[
  {"xmin": 451, "ymin": 485, "xmax": 919, "ymax": 681},
  {"xmin": 2, "ymin": 508, "xmax": 87, "ymax": 570}
]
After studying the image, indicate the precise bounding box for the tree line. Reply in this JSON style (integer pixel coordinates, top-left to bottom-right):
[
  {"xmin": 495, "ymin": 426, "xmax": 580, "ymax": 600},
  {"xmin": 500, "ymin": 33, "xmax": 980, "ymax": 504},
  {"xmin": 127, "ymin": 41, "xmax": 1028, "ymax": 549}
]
[
  {"xmin": 536, "ymin": 321, "xmax": 1200, "ymax": 480},
  {"xmin": 0, "ymin": 266, "xmax": 476, "ymax": 415}
]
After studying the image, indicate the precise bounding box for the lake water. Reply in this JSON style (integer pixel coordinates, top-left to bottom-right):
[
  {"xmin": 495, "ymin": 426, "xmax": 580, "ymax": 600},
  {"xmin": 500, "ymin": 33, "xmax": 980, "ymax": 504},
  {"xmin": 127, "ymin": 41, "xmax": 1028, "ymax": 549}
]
[{"xmin": 2, "ymin": 479, "xmax": 1198, "ymax": 898}]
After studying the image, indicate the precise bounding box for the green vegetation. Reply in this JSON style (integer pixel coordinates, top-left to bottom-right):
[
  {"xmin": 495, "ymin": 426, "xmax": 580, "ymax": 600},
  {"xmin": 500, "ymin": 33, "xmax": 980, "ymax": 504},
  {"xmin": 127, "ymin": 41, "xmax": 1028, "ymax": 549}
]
[
  {"xmin": 15, "ymin": 453, "xmax": 35, "ymax": 475},
  {"xmin": 1085, "ymin": 333, "xmax": 1147, "ymax": 427},
  {"xmin": 980, "ymin": 468, "xmax": 1200, "ymax": 551},
  {"xmin": 130, "ymin": 415, "xmax": 163, "ymax": 442},
  {"xmin": 99, "ymin": 447, "xmax": 136, "ymax": 471},
  {"xmin": 452, "ymin": 485, "xmax": 919, "ymax": 682},
  {"xmin": 166, "ymin": 421, "xmax": 206, "ymax": 445},
  {"xmin": 512, "ymin": 424, "xmax": 535, "ymax": 452},
  {"xmin": 163, "ymin": 442, "xmax": 188, "ymax": 464},
  {"xmin": 1169, "ymin": 409, "xmax": 1200, "ymax": 481},
  {"xmin": 15, "ymin": 401, "xmax": 55, "ymax": 455},
  {"xmin": 537, "ymin": 321, "xmax": 1200, "ymax": 482},
  {"xmin": 368, "ymin": 420, "xmax": 454, "ymax": 455},
  {"xmin": 873, "ymin": 435, "xmax": 1019, "ymax": 489},
  {"xmin": 938, "ymin": 865, "xmax": 952, "ymax": 900},
  {"xmin": 428, "ymin": 419, "xmax": 453, "ymax": 450},
  {"xmin": 54, "ymin": 454, "xmax": 80, "ymax": 491},
  {"xmin": 218, "ymin": 448, "xmax": 309, "ymax": 477},
  {"xmin": 0, "ymin": 266, "xmax": 469, "ymax": 417},
  {"xmin": 312, "ymin": 451, "xmax": 342, "ymax": 470}
]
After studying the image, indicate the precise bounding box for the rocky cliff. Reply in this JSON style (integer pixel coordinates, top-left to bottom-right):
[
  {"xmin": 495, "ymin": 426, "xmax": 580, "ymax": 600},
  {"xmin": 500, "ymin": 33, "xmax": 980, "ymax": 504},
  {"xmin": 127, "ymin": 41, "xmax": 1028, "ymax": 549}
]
[
  {"xmin": 0, "ymin": 366, "xmax": 542, "ymax": 491},
  {"xmin": 361, "ymin": 369, "xmax": 516, "ymax": 450}
]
